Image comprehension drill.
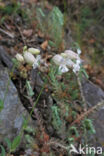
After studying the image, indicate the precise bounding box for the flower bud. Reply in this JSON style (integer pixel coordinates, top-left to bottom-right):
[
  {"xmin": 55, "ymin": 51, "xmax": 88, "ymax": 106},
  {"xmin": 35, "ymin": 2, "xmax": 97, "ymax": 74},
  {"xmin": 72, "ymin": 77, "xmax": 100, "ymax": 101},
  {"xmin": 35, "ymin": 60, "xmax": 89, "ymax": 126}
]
[
  {"xmin": 15, "ymin": 53, "xmax": 24, "ymax": 62},
  {"xmin": 24, "ymin": 52, "xmax": 36, "ymax": 65},
  {"xmin": 52, "ymin": 54, "xmax": 64, "ymax": 65},
  {"xmin": 28, "ymin": 48, "xmax": 40, "ymax": 55},
  {"xmin": 64, "ymin": 50, "xmax": 79, "ymax": 59},
  {"xmin": 60, "ymin": 53, "xmax": 67, "ymax": 58}
]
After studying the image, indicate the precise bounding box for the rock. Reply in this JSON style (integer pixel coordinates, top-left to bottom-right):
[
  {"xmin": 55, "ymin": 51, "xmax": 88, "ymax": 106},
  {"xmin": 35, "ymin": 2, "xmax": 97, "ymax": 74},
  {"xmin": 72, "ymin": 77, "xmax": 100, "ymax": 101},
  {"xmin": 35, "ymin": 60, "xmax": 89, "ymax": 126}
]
[
  {"xmin": 82, "ymin": 78, "xmax": 104, "ymax": 107},
  {"xmin": 30, "ymin": 68, "xmax": 51, "ymax": 97},
  {"xmin": 82, "ymin": 78, "xmax": 104, "ymax": 148},
  {"xmin": 0, "ymin": 46, "xmax": 13, "ymax": 69},
  {"xmin": 0, "ymin": 64, "xmax": 35, "ymax": 143},
  {"xmin": 0, "ymin": 46, "xmax": 18, "ymax": 75}
]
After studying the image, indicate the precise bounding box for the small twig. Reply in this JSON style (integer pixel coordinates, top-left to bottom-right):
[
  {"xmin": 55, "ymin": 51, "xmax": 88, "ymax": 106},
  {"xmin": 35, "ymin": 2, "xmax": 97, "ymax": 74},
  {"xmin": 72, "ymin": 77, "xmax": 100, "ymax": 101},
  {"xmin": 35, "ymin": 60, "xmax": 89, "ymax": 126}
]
[
  {"xmin": 47, "ymin": 139, "xmax": 70, "ymax": 150},
  {"xmin": 29, "ymin": 97, "xmax": 44, "ymax": 131},
  {"xmin": 15, "ymin": 24, "xmax": 26, "ymax": 45},
  {"xmin": 77, "ymin": 76, "xmax": 87, "ymax": 111},
  {"xmin": 99, "ymin": 16, "xmax": 104, "ymax": 23},
  {"xmin": 71, "ymin": 100, "xmax": 104, "ymax": 126},
  {"xmin": 26, "ymin": 39, "xmax": 36, "ymax": 43},
  {"xmin": 0, "ymin": 28, "xmax": 15, "ymax": 38}
]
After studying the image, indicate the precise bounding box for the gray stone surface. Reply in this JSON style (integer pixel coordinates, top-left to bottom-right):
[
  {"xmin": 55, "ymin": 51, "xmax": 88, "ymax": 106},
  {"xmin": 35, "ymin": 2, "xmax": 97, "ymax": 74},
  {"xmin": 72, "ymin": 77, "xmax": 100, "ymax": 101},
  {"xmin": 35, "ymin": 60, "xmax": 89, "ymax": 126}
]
[
  {"xmin": 0, "ymin": 64, "xmax": 34, "ymax": 142},
  {"xmin": 82, "ymin": 78, "xmax": 104, "ymax": 148},
  {"xmin": 82, "ymin": 78, "xmax": 104, "ymax": 107}
]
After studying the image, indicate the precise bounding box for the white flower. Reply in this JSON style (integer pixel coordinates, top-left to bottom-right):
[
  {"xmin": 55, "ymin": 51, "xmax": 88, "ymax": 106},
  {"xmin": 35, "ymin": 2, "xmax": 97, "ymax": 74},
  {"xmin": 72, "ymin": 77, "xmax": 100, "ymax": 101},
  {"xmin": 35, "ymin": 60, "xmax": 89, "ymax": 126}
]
[
  {"xmin": 73, "ymin": 64, "xmax": 80, "ymax": 73},
  {"xmin": 28, "ymin": 48, "xmax": 40, "ymax": 55},
  {"xmin": 32, "ymin": 60, "xmax": 39, "ymax": 69},
  {"xmin": 24, "ymin": 52, "xmax": 36, "ymax": 65},
  {"xmin": 64, "ymin": 50, "xmax": 78, "ymax": 59},
  {"xmin": 52, "ymin": 49, "xmax": 82, "ymax": 74},
  {"xmin": 77, "ymin": 49, "xmax": 81, "ymax": 55},
  {"xmin": 59, "ymin": 65, "xmax": 69, "ymax": 73},
  {"xmin": 72, "ymin": 57, "xmax": 81, "ymax": 74},
  {"xmin": 32, "ymin": 55, "xmax": 41, "ymax": 69},
  {"xmin": 15, "ymin": 53, "xmax": 24, "ymax": 62},
  {"xmin": 36, "ymin": 55, "xmax": 41, "ymax": 62},
  {"xmin": 65, "ymin": 58, "xmax": 74, "ymax": 68},
  {"xmin": 52, "ymin": 54, "xmax": 64, "ymax": 65},
  {"xmin": 76, "ymin": 59, "xmax": 81, "ymax": 65}
]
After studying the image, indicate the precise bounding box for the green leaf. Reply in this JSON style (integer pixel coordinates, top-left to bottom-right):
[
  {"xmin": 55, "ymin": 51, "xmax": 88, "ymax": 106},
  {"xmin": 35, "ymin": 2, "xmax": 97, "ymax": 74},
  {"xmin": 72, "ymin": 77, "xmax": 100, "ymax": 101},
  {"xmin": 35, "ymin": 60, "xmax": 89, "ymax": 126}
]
[
  {"xmin": 25, "ymin": 134, "xmax": 34, "ymax": 144},
  {"xmin": 0, "ymin": 16, "xmax": 6, "ymax": 24},
  {"xmin": 11, "ymin": 135, "xmax": 21, "ymax": 152},
  {"xmin": 50, "ymin": 7, "xmax": 64, "ymax": 26},
  {"xmin": 0, "ymin": 99, "xmax": 4, "ymax": 112},
  {"xmin": 79, "ymin": 66, "xmax": 89, "ymax": 80},
  {"xmin": 37, "ymin": 8, "xmax": 45, "ymax": 17},
  {"xmin": 0, "ymin": 145, "xmax": 6, "ymax": 156},
  {"xmin": 48, "ymin": 40, "xmax": 56, "ymax": 48},
  {"xmin": 23, "ymin": 45, "xmax": 27, "ymax": 52},
  {"xmin": 12, "ymin": 58, "xmax": 20, "ymax": 67},
  {"xmin": 26, "ymin": 80, "xmax": 34, "ymax": 97},
  {"xmin": 82, "ymin": 68, "xmax": 89, "ymax": 79},
  {"xmin": 83, "ymin": 119, "xmax": 96, "ymax": 134},
  {"xmin": 69, "ymin": 126, "xmax": 79, "ymax": 137},
  {"xmin": 4, "ymin": 138, "xmax": 11, "ymax": 150},
  {"xmin": 24, "ymin": 126, "xmax": 35, "ymax": 134},
  {"xmin": 22, "ymin": 117, "xmax": 28, "ymax": 130},
  {"xmin": 36, "ymin": 6, "xmax": 64, "ymax": 49}
]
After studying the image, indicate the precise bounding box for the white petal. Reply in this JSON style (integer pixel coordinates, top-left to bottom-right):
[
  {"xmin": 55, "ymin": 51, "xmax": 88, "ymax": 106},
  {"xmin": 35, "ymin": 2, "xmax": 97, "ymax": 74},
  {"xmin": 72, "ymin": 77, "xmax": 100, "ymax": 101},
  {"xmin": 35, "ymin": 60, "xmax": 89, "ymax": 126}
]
[
  {"xmin": 60, "ymin": 53, "xmax": 67, "ymax": 58},
  {"xmin": 73, "ymin": 68, "xmax": 76, "ymax": 73},
  {"xmin": 65, "ymin": 58, "xmax": 74, "ymax": 68},
  {"xmin": 28, "ymin": 48, "xmax": 40, "ymax": 55},
  {"xmin": 15, "ymin": 53, "xmax": 24, "ymax": 62},
  {"xmin": 52, "ymin": 54, "xmax": 64, "ymax": 65},
  {"xmin": 76, "ymin": 59, "xmax": 81, "ymax": 64},
  {"xmin": 59, "ymin": 65, "xmax": 69, "ymax": 73},
  {"xmin": 73, "ymin": 63, "xmax": 80, "ymax": 73},
  {"xmin": 32, "ymin": 61, "xmax": 39, "ymax": 69},
  {"xmin": 77, "ymin": 49, "xmax": 81, "ymax": 55},
  {"xmin": 24, "ymin": 52, "xmax": 36, "ymax": 65},
  {"xmin": 36, "ymin": 55, "xmax": 41, "ymax": 61},
  {"xmin": 64, "ymin": 50, "xmax": 78, "ymax": 59}
]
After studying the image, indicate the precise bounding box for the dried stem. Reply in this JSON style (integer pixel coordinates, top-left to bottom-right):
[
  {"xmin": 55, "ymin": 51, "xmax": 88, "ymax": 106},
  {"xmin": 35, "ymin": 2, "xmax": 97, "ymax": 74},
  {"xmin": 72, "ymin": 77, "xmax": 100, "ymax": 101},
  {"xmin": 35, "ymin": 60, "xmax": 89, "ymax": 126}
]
[
  {"xmin": 47, "ymin": 140, "xmax": 69, "ymax": 150},
  {"xmin": 77, "ymin": 76, "xmax": 87, "ymax": 111},
  {"xmin": 15, "ymin": 23, "xmax": 26, "ymax": 45},
  {"xmin": 71, "ymin": 100, "xmax": 104, "ymax": 126},
  {"xmin": 0, "ymin": 28, "xmax": 15, "ymax": 38}
]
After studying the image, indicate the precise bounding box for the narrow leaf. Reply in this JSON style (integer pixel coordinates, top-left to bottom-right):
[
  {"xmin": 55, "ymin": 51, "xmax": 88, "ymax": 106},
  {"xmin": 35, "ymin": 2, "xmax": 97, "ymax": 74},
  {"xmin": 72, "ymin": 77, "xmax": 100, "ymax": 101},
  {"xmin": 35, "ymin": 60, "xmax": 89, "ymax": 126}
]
[
  {"xmin": 0, "ymin": 145, "xmax": 6, "ymax": 156},
  {"xmin": 11, "ymin": 135, "xmax": 21, "ymax": 152},
  {"xmin": 26, "ymin": 80, "xmax": 34, "ymax": 97},
  {"xmin": 0, "ymin": 99, "xmax": 4, "ymax": 112},
  {"xmin": 38, "ymin": 8, "xmax": 45, "ymax": 17},
  {"xmin": 4, "ymin": 138, "xmax": 11, "ymax": 150},
  {"xmin": 82, "ymin": 68, "xmax": 89, "ymax": 79}
]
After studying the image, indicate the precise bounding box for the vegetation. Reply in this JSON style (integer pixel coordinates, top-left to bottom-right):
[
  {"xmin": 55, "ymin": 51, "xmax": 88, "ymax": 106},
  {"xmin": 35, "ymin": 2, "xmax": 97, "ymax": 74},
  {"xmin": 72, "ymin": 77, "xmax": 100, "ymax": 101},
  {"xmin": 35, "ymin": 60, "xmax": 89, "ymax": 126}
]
[
  {"xmin": 0, "ymin": 0, "xmax": 104, "ymax": 155},
  {"xmin": 68, "ymin": 0, "xmax": 104, "ymax": 59},
  {"xmin": 36, "ymin": 6, "xmax": 64, "ymax": 50}
]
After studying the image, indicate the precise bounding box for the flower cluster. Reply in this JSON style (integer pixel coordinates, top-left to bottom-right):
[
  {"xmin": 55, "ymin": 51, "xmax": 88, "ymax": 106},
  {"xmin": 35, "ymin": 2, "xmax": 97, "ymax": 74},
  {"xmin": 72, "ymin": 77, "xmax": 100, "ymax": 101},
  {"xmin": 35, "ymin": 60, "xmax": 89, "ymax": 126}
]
[
  {"xmin": 15, "ymin": 47, "xmax": 41, "ymax": 69},
  {"xmin": 52, "ymin": 49, "xmax": 82, "ymax": 74},
  {"xmin": 15, "ymin": 47, "xmax": 82, "ymax": 74}
]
